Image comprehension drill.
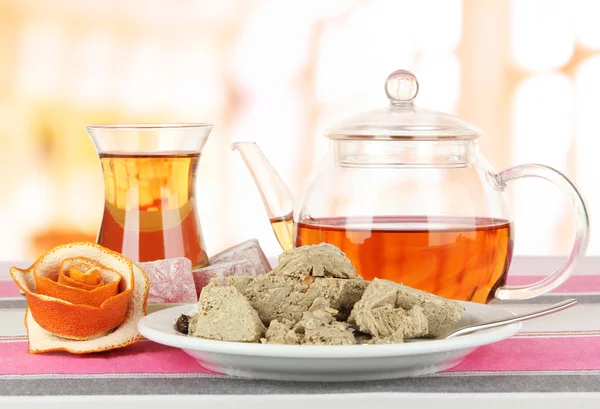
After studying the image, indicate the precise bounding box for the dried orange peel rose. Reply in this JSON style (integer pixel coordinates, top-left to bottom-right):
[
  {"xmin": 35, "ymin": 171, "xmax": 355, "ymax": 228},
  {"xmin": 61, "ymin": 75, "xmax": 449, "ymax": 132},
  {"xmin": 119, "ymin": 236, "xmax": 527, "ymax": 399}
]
[
  {"xmin": 33, "ymin": 258, "xmax": 122, "ymax": 308},
  {"xmin": 10, "ymin": 242, "xmax": 150, "ymax": 354}
]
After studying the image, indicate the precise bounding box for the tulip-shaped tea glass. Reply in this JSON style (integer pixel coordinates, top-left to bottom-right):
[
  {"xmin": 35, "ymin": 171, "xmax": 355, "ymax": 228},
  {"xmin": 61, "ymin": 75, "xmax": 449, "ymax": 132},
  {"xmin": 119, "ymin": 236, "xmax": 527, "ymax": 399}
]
[{"xmin": 87, "ymin": 124, "xmax": 212, "ymax": 269}]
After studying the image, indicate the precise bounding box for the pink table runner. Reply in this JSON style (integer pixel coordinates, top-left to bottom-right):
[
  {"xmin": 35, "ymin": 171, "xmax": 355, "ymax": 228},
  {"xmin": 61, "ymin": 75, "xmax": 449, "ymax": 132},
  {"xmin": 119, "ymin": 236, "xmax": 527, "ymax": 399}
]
[{"xmin": 2, "ymin": 271, "xmax": 600, "ymax": 395}]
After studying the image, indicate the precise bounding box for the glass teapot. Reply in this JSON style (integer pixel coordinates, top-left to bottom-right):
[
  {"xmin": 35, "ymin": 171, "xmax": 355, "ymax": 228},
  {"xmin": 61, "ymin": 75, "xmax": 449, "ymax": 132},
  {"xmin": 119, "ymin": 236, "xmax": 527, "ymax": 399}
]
[{"xmin": 233, "ymin": 70, "xmax": 589, "ymax": 303}]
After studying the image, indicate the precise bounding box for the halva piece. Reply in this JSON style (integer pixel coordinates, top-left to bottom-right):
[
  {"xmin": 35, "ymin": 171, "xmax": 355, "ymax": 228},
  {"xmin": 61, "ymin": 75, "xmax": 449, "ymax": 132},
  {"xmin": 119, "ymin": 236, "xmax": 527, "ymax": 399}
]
[
  {"xmin": 295, "ymin": 309, "xmax": 356, "ymax": 346},
  {"xmin": 263, "ymin": 309, "xmax": 355, "ymax": 345},
  {"xmin": 218, "ymin": 274, "xmax": 368, "ymax": 325},
  {"xmin": 271, "ymin": 243, "xmax": 357, "ymax": 279},
  {"xmin": 349, "ymin": 279, "xmax": 463, "ymax": 339},
  {"xmin": 306, "ymin": 278, "xmax": 368, "ymax": 320},
  {"xmin": 394, "ymin": 281, "xmax": 464, "ymax": 337},
  {"xmin": 211, "ymin": 242, "xmax": 367, "ymax": 325},
  {"xmin": 188, "ymin": 285, "xmax": 265, "ymax": 342},
  {"xmin": 262, "ymin": 319, "xmax": 302, "ymax": 345},
  {"xmin": 352, "ymin": 303, "xmax": 428, "ymax": 340}
]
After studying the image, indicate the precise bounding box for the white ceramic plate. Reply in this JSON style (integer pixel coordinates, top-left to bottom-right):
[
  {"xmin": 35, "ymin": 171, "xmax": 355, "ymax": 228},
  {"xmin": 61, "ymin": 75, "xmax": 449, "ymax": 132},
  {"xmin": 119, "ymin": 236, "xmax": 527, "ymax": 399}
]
[{"xmin": 138, "ymin": 302, "xmax": 520, "ymax": 382}]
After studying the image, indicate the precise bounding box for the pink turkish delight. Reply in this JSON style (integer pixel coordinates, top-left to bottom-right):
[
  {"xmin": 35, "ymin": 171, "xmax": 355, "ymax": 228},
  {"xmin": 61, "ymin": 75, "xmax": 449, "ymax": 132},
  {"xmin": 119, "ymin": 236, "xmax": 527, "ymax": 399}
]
[
  {"xmin": 138, "ymin": 258, "xmax": 197, "ymax": 304},
  {"xmin": 192, "ymin": 260, "xmax": 256, "ymax": 295},
  {"xmin": 191, "ymin": 239, "xmax": 272, "ymax": 295},
  {"xmin": 209, "ymin": 239, "xmax": 271, "ymax": 276}
]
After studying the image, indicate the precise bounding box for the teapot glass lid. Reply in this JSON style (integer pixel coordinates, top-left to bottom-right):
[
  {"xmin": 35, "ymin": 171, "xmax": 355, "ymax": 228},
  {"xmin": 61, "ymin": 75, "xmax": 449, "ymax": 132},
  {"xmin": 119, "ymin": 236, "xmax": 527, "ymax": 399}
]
[{"xmin": 324, "ymin": 70, "xmax": 481, "ymax": 140}]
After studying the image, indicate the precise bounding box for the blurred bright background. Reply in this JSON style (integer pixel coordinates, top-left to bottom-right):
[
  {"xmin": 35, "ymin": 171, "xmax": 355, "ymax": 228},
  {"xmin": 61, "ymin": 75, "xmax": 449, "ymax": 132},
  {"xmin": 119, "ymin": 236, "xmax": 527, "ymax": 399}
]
[{"xmin": 0, "ymin": 0, "xmax": 598, "ymax": 260}]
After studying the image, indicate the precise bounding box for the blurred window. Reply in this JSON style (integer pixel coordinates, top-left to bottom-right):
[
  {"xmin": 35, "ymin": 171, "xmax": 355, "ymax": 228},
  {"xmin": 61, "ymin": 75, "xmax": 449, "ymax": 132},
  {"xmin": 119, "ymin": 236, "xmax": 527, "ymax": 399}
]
[
  {"xmin": 510, "ymin": 0, "xmax": 600, "ymax": 255},
  {"xmin": 0, "ymin": 0, "xmax": 599, "ymax": 259}
]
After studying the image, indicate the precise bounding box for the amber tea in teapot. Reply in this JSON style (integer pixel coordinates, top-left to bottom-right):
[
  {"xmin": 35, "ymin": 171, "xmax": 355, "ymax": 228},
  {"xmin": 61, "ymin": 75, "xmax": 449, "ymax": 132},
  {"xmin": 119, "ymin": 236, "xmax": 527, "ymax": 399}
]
[{"xmin": 295, "ymin": 216, "xmax": 512, "ymax": 303}]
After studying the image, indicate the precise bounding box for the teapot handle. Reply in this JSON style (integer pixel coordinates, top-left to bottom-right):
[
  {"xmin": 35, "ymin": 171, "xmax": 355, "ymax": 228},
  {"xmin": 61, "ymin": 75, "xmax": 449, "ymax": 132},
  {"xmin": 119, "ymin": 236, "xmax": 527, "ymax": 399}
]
[{"xmin": 495, "ymin": 164, "xmax": 590, "ymax": 300}]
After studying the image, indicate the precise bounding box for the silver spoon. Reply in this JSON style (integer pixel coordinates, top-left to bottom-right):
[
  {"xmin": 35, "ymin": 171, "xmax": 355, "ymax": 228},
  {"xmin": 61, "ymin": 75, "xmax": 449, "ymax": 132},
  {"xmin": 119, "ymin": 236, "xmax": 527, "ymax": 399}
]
[
  {"xmin": 441, "ymin": 298, "xmax": 578, "ymax": 339},
  {"xmin": 405, "ymin": 298, "xmax": 578, "ymax": 342}
]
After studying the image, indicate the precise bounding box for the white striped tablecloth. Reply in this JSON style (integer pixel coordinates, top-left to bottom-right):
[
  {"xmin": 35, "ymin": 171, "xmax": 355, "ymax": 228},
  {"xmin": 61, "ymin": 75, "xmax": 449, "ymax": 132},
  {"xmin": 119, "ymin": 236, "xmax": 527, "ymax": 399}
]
[{"xmin": 1, "ymin": 258, "xmax": 600, "ymax": 408}]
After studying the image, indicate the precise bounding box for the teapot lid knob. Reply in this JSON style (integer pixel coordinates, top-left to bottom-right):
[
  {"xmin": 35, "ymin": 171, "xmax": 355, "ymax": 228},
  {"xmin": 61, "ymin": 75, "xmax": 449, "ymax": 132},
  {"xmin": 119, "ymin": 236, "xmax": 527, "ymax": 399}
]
[{"xmin": 385, "ymin": 70, "xmax": 419, "ymax": 106}]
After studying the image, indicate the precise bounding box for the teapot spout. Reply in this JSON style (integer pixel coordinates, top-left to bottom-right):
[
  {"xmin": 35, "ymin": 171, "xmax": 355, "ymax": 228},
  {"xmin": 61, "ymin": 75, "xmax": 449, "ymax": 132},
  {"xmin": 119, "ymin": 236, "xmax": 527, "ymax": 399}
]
[{"xmin": 231, "ymin": 142, "xmax": 295, "ymax": 250}]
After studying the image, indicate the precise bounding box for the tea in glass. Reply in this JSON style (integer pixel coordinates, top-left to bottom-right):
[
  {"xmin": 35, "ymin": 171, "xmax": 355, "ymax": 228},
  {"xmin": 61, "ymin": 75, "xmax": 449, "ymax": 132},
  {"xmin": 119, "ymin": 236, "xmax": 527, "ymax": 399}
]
[
  {"xmin": 87, "ymin": 124, "xmax": 212, "ymax": 269},
  {"xmin": 98, "ymin": 152, "xmax": 208, "ymax": 268}
]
